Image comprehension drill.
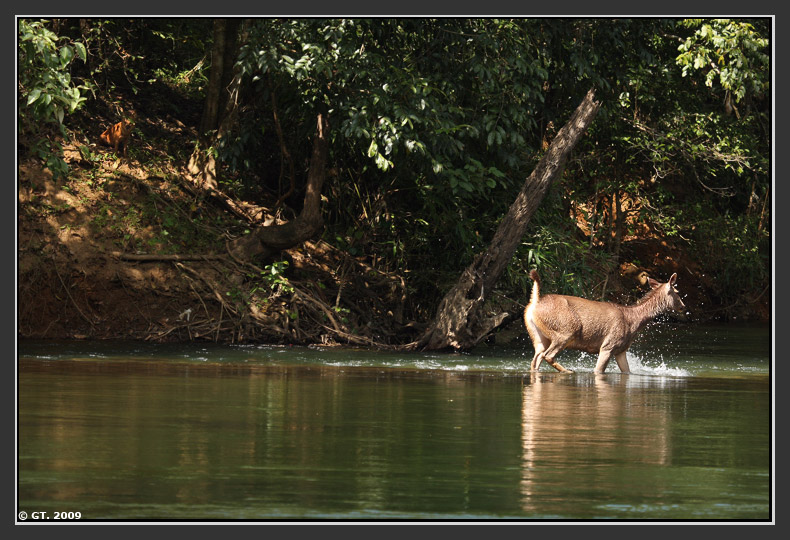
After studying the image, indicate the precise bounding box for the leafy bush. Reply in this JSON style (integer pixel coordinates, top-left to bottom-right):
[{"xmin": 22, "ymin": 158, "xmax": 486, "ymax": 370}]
[
  {"xmin": 691, "ymin": 213, "xmax": 769, "ymax": 300},
  {"xmin": 18, "ymin": 19, "xmax": 91, "ymax": 178}
]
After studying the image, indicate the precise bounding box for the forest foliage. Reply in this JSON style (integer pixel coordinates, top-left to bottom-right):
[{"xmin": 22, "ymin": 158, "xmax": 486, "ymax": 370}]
[{"xmin": 18, "ymin": 18, "xmax": 771, "ymax": 329}]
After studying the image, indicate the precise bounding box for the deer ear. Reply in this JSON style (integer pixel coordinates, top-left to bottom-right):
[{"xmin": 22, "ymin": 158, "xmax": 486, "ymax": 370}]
[
  {"xmin": 648, "ymin": 277, "xmax": 660, "ymax": 289},
  {"xmin": 669, "ymin": 273, "xmax": 678, "ymax": 286}
]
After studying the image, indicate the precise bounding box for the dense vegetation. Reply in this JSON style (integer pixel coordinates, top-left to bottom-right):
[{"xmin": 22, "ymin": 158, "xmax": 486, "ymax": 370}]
[{"xmin": 18, "ymin": 18, "xmax": 771, "ymax": 345}]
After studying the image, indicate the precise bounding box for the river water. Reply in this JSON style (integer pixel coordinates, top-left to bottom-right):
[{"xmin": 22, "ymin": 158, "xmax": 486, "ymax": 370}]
[{"xmin": 17, "ymin": 323, "xmax": 772, "ymax": 522}]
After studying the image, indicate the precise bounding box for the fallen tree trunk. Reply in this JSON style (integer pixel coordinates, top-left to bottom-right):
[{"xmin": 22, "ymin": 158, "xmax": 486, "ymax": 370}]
[{"xmin": 412, "ymin": 88, "xmax": 602, "ymax": 351}]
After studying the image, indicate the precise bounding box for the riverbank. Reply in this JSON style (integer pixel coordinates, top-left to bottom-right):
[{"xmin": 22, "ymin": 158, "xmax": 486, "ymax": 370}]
[
  {"xmin": 17, "ymin": 90, "xmax": 771, "ymax": 347},
  {"xmin": 17, "ymin": 144, "xmax": 771, "ymax": 346}
]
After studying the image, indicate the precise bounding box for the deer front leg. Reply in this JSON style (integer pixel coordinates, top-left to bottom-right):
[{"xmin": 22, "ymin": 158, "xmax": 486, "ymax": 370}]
[
  {"xmin": 594, "ymin": 348, "xmax": 614, "ymax": 374},
  {"xmin": 614, "ymin": 351, "xmax": 631, "ymax": 374}
]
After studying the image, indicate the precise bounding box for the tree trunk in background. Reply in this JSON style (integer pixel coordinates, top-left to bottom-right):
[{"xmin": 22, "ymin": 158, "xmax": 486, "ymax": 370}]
[
  {"xmin": 611, "ymin": 189, "xmax": 625, "ymax": 264},
  {"xmin": 609, "ymin": 151, "xmax": 625, "ymax": 269},
  {"xmin": 190, "ymin": 20, "xmax": 331, "ymax": 263},
  {"xmin": 228, "ymin": 114, "xmax": 330, "ymax": 261},
  {"xmin": 413, "ymin": 88, "xmax": 601, "ymax": 351},
  {"xmin": 198, "ymin": 19, "xmax": 240, "ymax": 136},
  {"xmin": 188, "ymin": 18, "xmax": 244, "ymax": 190}
]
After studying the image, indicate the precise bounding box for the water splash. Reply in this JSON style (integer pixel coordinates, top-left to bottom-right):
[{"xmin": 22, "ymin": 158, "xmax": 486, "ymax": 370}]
[
  {"xmin": 538, "ymin": 352, "xmax": 692, "ymax": 377},
  {"xmin": 626, "ymin": 353, "xmax": 691, "ymax": 377}
]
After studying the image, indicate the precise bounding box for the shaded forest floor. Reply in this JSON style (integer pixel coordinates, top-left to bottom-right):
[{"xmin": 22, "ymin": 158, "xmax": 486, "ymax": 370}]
[{"xmin": 17, "ymin": 92, "xmax": 771, "ymax": 347}]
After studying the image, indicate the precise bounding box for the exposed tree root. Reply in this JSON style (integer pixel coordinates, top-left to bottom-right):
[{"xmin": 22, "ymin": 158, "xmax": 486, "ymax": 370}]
[{"xmin": 117, "ymin": 240, "xmax": 407, "ymax": 349}]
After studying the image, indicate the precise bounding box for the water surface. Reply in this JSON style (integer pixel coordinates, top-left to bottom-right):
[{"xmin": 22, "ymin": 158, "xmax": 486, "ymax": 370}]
[{"xmin": 17, "ymin": 323, "xmax": 772, "ymax": 521}]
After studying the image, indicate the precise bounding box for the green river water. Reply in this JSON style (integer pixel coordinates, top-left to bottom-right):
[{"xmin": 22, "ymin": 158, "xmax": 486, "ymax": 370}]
[{"xmin": 17, "ymin": 323, "xmax": 772, "ymax": 522}]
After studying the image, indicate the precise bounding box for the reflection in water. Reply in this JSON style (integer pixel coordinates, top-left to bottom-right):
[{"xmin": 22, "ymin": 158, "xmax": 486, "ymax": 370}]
[
  {"xmin": 520, "ymin": 373, "xmax": 686, "ymax": 515},
  {"xmin": 19, "ymin": 350, "xmax": 770, "ymax": 520}
]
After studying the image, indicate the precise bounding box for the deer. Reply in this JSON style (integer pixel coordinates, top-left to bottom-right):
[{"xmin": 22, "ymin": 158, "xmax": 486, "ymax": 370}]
[
  {"xmin": 523, "ymin": 270, "xmax": 686, "ymax": 374},
  {"xmin": 99, "ymin": 118, "xmax": 134, "ymax": 157}
]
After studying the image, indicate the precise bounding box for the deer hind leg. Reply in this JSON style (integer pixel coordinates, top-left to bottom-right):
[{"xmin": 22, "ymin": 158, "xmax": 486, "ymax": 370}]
[
  {"xmin": 530, "ymin": 343, "xmax": 545, "ymax": 371},
  {"xmin": 529, "ymin": 333, "xmax": 550, "ymax": 371},
  {"xmin": 538, "ymin": 339, "xmax": 574, "ymax": 373},
  {"xmin": 525, "ymin": 313, "xmax": 550, "ymax": 371}
]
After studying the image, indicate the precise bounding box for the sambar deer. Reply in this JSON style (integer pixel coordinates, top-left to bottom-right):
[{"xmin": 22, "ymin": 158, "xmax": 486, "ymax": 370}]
[{"xmin": 523, "ymin": 270, "xmax": 686, "ymax": 374}]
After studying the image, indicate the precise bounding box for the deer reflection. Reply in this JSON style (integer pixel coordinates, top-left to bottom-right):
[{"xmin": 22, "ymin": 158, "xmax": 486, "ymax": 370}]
[{"xmin": 519, "ymin": 372, "xmax": 680, "ymax": 513}]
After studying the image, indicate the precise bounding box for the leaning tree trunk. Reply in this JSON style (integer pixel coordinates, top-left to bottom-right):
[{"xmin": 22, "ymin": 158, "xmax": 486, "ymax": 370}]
[
  {"xmin": 228, "ymin": 113, "xmax": 330, "ymax": 261},
  {"xmin": 413, "ymin": 88, "xmax": 601, "ymax": 351}
]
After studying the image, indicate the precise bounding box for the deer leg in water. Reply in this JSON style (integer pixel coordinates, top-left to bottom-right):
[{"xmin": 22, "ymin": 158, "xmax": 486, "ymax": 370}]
[
  {"xmin": 530, "ymin": 348, "xmax": 543, "ymax": 371},
  {"xmin": 614, "ymin": 351, "xmax": 631, "ymax": 374},
  {"xmin": 594, "ymin": 348, "xmax": 614, "ymax": 374},
  {"xmin": 530, "ymin": 336, "xmax": 550, "ymax": 371},
  {"xmin": 538, "ymin": 340, "xmax": 574, "ymax": 373},
  {"xmin": 545, "ymin": 356, "xmax": 572, "ymax": 373}
]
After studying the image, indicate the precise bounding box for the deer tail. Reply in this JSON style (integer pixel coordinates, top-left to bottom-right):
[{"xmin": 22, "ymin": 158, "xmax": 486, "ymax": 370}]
[{"xmin": 529, "ymin": 270, "xmax": 541, "ymax": 306}]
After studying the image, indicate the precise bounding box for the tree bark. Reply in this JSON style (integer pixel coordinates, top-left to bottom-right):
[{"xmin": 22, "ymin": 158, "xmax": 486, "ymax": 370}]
[
  {"xmin": 228, "ymin": 113, "xmax": 330, "ymax": 261},
  {"xmin": 188, "ymin": 19, "xmax": 246, "ymax": 191},
  {"xmin": 413, "ymin": 88, "xmax": 601, "ymax": 351},
  {"xmin": 269, "ymin": 77, "xmax": 296, "ymax": 209},
  {"xmin": 199, "ymin": 20, "xmax": 227, "ymax": 137},
  {"xmin": 198, "ymin": 19, "xmax": 241, "ymax": 136}
]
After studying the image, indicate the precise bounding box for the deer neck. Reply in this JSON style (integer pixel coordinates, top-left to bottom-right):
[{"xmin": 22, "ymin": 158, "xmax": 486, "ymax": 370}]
[{"xmin": 623, "ymin": 289, "xmax": 665, "ymax": 333}]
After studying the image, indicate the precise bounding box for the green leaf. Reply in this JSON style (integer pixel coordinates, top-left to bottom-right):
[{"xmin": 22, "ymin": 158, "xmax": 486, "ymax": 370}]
[
  {"xmin": 367, "ymin": 139, "xmax": 378, "ymax": 158},
  {"xmin": 488, "ymin": 166, "xmax": 505, "ymax": 178},
  {"xmin": 26, "ymin": 88, "xmax": 42, "ymax": 105},
  {"xmin": 59, "ymin": 45, "xmax": 73, "ymax": 65},
  {"xmin": 74, "ymin": 42, "xmax": 86, "ymax": 61}
]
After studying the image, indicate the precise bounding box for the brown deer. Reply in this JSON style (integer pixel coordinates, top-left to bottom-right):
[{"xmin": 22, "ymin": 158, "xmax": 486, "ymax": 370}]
[
  {"xmin": 523, "ymin": 270, "xmax": 686, "ymax": 374},
  {"xmin": 99, "ymin": 118, "xmax": 134, "ymax": 157}
]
